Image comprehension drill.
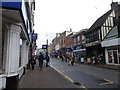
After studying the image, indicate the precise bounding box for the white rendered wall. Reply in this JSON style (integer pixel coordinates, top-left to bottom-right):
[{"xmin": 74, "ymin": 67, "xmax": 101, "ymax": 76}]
[{"xmin": 6, "ymin": 24, "xmax": 21, "ymax": 77}]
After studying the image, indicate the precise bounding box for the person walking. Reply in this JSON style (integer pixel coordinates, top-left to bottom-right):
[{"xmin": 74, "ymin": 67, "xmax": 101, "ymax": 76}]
[
  {"xmin": 31, "ymin": 56, "xmax": 36, "ymax": 70},
  {"xmin": 81, "ymin": 56, "xmax": 85, "ymax": 64},
  {"xmin": 46, "ymin": 54, "xmax": 50, "ymax": 67},
  {"xmin": 71, "ymin": 55, "xmax": 75, "ymax": 66},
  {"xmin": 38, "ymin": 52, "xmax": 44, "ymax": 70}
]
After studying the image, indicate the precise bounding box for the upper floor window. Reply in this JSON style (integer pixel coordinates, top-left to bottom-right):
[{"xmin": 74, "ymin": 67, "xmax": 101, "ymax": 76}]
[
  {"xmin": 78, "ymin": 36, "xmax": 80, "ymax": 41},
  {"xmin": 74, "ymin": 38, "xmax": 76, "ymax": 45}
]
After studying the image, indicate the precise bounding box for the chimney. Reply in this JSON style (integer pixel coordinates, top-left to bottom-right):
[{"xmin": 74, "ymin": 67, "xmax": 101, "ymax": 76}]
[{"xmin": 111, "ymin": 2, "xmax": 118, "ymax": 11}]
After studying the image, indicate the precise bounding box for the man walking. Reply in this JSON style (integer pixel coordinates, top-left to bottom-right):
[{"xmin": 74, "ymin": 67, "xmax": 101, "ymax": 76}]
[
  {"xmin": 45, "ymin": 52, "xmax": 50, "ymax": 67},
  {"xmin": 38, "ymin": 52, "xmax": 44, "ymax": 70}
]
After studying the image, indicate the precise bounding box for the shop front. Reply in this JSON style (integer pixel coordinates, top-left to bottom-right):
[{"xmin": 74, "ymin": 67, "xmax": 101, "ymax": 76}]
[
  {"xmin": 85, "ymin": 41, "xmax": 103, "ymax": 57},
  {"xmin": 73, "ymin": 45, "xmax": 86, "ymax": 61},
  {"xmin": 101, "ymin": 25, "xmax": 120, "ymax": 65},
  {"xmin": 105, "ymin": 48, "xmax": 119, "ymax": 65},
  {"xmin": 102, "ymin": 38, "xmax": 120, "ymax": 65},
  {"xmin": 0, "ymin": 1, "xmax": 33, "ymax": 89}
]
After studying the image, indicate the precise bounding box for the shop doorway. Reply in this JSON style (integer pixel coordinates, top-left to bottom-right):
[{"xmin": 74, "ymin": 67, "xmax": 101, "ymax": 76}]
[{"xmin": 108, "ymin": 49, "xmax": 119, "ymax": 65}]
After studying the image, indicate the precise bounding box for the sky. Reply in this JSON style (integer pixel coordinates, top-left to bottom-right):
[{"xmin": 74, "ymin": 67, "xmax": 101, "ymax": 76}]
[{"xmin": 34, "ymin": 0, "xmax": 119, "ymax": 48}]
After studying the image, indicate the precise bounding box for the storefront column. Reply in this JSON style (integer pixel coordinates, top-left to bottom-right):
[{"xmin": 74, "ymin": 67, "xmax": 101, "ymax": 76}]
[
  {"xmin": 5, "ymin": 24, "xmax": 21, "ymax": 88},
  {"xmin": 26, "ymin": 44, "xmax": 29, "ymax": 65},
  {"xmin": 21, "ymin": 40, "xmax": 27, "ymax": 67},
  {"xmin": 105, "ymin": 48, "xmax": 108, "ymax": 64}
]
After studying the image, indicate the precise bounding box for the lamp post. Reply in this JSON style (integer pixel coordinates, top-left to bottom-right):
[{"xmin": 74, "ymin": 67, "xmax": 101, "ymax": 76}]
[{"xmin": 46, "ymin": 39, "xmax": 48, "ymax": 52}]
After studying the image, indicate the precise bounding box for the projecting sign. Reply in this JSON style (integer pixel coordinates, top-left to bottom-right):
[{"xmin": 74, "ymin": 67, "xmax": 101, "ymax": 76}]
[
  {"xmin": 42, "ymin": 45, "xmax": 48, "ymax": 49},
  {"xmin": 31, "ymin": 33, "xmax": 38, "ymax": 40}
]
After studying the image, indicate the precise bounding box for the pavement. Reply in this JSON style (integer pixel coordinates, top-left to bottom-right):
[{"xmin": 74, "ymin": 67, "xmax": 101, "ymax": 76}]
[
  {"xmin": 18, "ymin": 63, "xmax": 77, "ymax": 88},
  {"xmin": 57, "ymin": 57, "xmax": 119, "ymax": 70},
  {"xmin": 78, "ymin": 61, "xmax": 119, "ymax": 71},
  {"xmin": 90, "ymin": 63, "xmax": 119, "ymax": 70}
]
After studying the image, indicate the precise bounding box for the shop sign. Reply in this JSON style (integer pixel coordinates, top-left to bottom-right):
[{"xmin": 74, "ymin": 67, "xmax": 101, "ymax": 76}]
[
  {"xmin": 1, "ymin": 0, "xmax": 22, "ymax": 9},
  {"xmin": 85, "ymin": 41, "xmax": 100, "ymax": 47},
  {"xmin": 42, "ymin": 45, "xmax": 47, "ymax": 49}
]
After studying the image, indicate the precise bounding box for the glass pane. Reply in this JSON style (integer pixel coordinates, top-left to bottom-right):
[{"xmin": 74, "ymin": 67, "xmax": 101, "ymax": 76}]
[
  {"xmin": 113, "ymin": 51, "xmax": 118, "ymax": 64},
  {"xmin": 108, "ymin": 52, "xmax": 112, "ymax": 63}
]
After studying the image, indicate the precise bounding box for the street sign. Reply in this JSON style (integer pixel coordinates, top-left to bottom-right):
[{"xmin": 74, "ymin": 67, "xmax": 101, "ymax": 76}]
[
  {"xmin": 31, "ymin": 33, "xmax": 38, "ymax": 40},
  {"xmin": 42, "ymin": 45, "xmax": 47, "ymax": 49}
]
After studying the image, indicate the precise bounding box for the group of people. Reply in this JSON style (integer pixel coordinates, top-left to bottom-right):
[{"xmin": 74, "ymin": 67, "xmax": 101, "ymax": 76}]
[
  {"xmin": 29, "ymin": 52, "xmax": 50, "ymax": 71},
  {"xmin": 60, "ymin": 54, "xmax": 75, "ymax": 66}
]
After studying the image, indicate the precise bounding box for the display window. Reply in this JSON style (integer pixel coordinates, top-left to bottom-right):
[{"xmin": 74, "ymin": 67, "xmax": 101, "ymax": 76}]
[{"xmin": 107, "ymin": 49, "xmax": 119, "ymax": 65}]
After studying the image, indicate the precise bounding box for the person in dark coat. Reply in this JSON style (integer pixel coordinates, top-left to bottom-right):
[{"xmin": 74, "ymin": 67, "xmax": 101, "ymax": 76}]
[
  {"xmin": 38, "ymin": 52, "xmax": 44, "ymax": 70},
  {"xmin": 46, "ymin": 55, "xmax": 50, "ymax": 67},
  {"xmin": 45, "ymin": 52, "xmax": 50, "ymax": 67},
  {"xmin": 31, "ymin": 56, "xmax": 36, "ymax": 70}
]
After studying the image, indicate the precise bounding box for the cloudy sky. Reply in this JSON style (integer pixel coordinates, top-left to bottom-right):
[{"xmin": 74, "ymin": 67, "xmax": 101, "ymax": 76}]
[{"xmin": 34, "ymin": 0, "xmax": 119, "ymax": 48}]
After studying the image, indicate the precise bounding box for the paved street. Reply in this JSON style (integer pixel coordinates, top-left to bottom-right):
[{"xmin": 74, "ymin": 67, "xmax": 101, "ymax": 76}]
[{"xmin": 50, "ymin": 58, "xmax": 119, "ymax": 88}]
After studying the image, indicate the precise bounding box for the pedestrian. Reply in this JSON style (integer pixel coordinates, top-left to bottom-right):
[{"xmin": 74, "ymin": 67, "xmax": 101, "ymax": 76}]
[
  {"xmin": 71, "ymin": 55, "xmax": 75, "ymax": 66},
  {"xmin": 61, "ymin": 54, "xmax": 64, "ymax": 62},
  {"xmin": 46, "ymin": 54, "xmax": 50, "ymax": 67},
  {"xmin": 38, "ymin": 52, "xmax": 44, "ymax": 70},
  {"xmin": 31, "ymin": 56, "xmax": 36, "ymax": 70},
  {"xmin": 27, "ymin": 59, "xmax": 31, "ymax": 69},
  {"xmin": 68, "ymin": 55, "xmax": 73, "ymax": 66},
  {"xmin": 81, "ymin": 56, "xmax": 85, "ymax": 63},
  {"xmin": 78, "ymin": 55, "xmax": 81, "ymax": 63}
]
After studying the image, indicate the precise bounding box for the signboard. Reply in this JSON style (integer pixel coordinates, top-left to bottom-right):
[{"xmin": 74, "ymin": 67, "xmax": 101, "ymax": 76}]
[
  {"xmin": 31, "ymin": 33, "xmax": 38, "ymax": 40},
  {"xmin": 42, "ymin": 45, "xmax": 47, "ymax": 49},
  {"xmin": 1, "ymin": 0, "xmax": 22, "ymax": 9},
  {"xmin": 85, "ymin": 40, "xmax": 100, "ymax": 47}
]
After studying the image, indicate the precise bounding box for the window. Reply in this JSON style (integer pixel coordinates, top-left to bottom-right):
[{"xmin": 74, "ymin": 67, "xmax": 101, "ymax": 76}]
[
  {"xmin": 110, "ymin": 17, "xmax": 114, "ymax": 27},
  {"xmin": 74, "ymin": 38, "xmax": 76, "ymax": 45},
  {"xmin": 78, "ymin": 36, "xmax": 80, "ymax": 42}
]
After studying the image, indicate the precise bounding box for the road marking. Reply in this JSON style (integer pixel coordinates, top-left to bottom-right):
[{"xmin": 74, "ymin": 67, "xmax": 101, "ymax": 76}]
[
  {"xmin": 80, "ymin": 85, "xmax": 88, "ymax": 90},
  {"xmin": 51, "ymin": 66, "xmax": 74, "ymax": 83},
  {"xmin": 99, "ymin": 79, "xmax": 114, "ymax": 85},
  {"xmin": 51, "ymin": 66, "xmax": 88, "ymax": 89}
]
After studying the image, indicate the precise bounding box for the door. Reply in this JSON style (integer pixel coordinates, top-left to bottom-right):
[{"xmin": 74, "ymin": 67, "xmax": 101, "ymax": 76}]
[
  {"xmin": 107, "ymin": 50, "xmax": 119, "ymax": 65},
  {"xmin": 113, "ymin": 50, "xmax": 118, "ymax": 64},
  {"xmin": 108, "ymin": 51, "xmax": 113, "ymax": 63}
]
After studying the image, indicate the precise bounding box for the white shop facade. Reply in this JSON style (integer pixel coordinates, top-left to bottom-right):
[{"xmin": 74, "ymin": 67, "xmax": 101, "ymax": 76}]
[{"xmin": 0, "ymin": 1, "xmax": 31, "ymax": 89}]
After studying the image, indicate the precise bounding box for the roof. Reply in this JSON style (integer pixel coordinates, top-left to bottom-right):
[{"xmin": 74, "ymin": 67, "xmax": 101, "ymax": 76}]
[
  {"xmin": 72, "ymin": 29, "xmax": 87, "ymax": 38},
  {"xmin": 86, "ymin": 10, "xmax": 112, "ymax": 33},
  {"xmin": 103, "ymin": 26, "xmax": 118, "ymax": 41}
]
